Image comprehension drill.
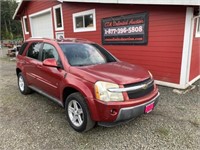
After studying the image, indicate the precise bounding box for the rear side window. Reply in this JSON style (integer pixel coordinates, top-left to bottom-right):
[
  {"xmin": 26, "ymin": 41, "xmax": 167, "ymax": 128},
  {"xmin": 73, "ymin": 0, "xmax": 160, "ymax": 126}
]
[
  {"xmin": 27, "ymin": 42, "xmax": 42, "ymax": 60},
  {"xmin": 18, "ymin": 42, "xmax": 28, "ymax": 55}
]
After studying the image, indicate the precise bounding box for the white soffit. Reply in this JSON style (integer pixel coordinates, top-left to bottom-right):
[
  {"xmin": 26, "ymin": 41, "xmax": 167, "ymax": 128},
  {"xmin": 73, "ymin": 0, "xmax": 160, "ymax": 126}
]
[{"xmin": 61, "ymin": 0, "xmax": 200, "ymax": 5}]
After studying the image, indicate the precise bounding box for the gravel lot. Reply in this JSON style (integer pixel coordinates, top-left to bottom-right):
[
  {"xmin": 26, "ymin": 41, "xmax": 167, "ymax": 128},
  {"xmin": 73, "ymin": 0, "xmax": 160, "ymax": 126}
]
[{"xmin": 0, "ymin": 53, "xmax": 199, "ymax": 150}]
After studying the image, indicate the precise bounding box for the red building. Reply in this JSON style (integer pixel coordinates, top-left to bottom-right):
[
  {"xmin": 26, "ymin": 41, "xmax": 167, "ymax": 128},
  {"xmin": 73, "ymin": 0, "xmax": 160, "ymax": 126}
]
[{"xmin": 13, "ymin": 0, "xmax": 200, "ymax": 89}]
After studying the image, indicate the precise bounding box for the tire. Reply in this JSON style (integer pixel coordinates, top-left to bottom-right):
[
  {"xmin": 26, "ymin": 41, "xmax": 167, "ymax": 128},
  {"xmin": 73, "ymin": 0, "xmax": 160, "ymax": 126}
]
[
  {"xmin": 65, "ymin": 92, "xmax": 95, "ymax": 132},
  {"xmin": 18, "ymin": 72, "xmax": 32, "ymax": 95}
]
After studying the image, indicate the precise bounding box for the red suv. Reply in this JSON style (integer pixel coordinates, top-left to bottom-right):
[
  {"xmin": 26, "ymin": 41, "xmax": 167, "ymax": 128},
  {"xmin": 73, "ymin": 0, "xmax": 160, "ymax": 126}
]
[{"xmin": 16, "ymin": 38, "xmax": 159, "ymax": 132}]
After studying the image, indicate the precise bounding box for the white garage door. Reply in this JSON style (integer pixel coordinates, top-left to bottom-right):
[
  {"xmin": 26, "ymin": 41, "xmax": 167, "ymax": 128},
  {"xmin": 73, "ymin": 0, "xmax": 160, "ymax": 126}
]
[{"xmin": 30, "ymin": 11, "xmax": 53, "ymax": 38}]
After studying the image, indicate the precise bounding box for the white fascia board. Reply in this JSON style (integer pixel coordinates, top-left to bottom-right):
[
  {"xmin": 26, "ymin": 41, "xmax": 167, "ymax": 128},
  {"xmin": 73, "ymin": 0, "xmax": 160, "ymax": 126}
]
[
  {"xmin": 12, "ymin": 0, "xmax": 23, "ymax": 19},
  {"xmin": 155, "ymin": 80, "xmax": 188, "ymax": 89},
  {"xmin": 188, "ymin": 75, "xmax": 200, "ymax": 86},
  {"xmin": 155, "ymin": 75, "xmax": 200, "ymax": 89},
  {"xmin": 61, "ymin": 0, "xmax": 200, "ymax": 5},
  {"xmin": 61, "ymin": 0, "xmax": 117, "ymax": 3},
  {"xmin": 118, "ymin": 0, "xmax": 200, "ymax": 5}
]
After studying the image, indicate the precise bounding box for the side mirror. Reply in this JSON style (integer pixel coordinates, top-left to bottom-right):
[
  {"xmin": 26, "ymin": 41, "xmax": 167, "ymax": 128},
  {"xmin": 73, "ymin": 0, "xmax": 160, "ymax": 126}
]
[{"xmin": 43, "ymin": 58, "xmax": 58, "ymax": 67}]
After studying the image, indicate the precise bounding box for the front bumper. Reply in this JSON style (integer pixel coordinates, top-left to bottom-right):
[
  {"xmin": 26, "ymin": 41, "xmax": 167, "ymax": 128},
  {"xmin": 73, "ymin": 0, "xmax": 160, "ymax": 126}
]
[{"xmin": 98, "ymin": 93, "xmax": 160, "ymax": 127}]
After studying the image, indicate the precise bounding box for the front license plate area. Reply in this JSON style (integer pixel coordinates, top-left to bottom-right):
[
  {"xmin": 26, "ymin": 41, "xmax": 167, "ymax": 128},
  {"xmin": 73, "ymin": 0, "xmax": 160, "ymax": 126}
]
[{"xmin": 145, "ymin": 102, "xmax": 154, "ymax": 113}]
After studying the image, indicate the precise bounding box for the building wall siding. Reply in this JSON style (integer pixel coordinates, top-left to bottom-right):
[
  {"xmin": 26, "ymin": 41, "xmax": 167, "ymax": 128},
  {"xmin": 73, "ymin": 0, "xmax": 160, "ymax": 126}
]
[
  {"xmin": 62, "ymin": 3, "xmax": 186, "ymax": 83},
  {"xmin": 25, "ymin": 0, "xmax": 58, "ymax": 15},
  {"xmin": 21, "ymin": 0, "xmax": 59, "ymax": 39},
  {"xmin": 21, "ymin": 1, "xmax": 187, "ymax": 84}
]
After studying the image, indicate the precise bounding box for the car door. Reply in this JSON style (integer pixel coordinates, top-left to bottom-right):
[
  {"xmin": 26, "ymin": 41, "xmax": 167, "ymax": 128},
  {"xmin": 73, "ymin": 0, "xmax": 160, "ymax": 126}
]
[
  {"xmin": 36, "ymin": 43, "xmax": 65, "ymax": 100},
  {"xmin": 23, "ymin": 42, "xmax": 43, "ymax": 87}
]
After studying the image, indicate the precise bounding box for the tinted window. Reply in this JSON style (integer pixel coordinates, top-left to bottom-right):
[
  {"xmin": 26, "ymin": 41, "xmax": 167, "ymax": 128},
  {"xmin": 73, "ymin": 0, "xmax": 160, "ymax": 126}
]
[
  {"xmin": 59, "ymin": 43, "xmax": 116, "ymax": 66},
  {"xmin": 91, "ymin": 44, "xmax": 117, "ymax": 62},
  {"xmin": 42, "ymin": 43, "xmax": 59, "ymax": 61},
  {"xmin": 18, "ymin": 42, "xmax": 28, "ymax": 55},
  {"xmin": 27, "ymin": 42, "xmax": 42, "ymax": 60}
]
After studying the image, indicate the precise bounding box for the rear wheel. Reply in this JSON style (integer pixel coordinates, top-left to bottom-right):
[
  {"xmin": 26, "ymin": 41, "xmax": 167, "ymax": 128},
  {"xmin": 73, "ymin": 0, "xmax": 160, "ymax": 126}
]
[
  {"xmin": 65, "ymin": 92, "xmax": 95, "ymax": 132},
  {"xmin": 18, "ymin": 72, "xmax": 32, "ymax": 95}
]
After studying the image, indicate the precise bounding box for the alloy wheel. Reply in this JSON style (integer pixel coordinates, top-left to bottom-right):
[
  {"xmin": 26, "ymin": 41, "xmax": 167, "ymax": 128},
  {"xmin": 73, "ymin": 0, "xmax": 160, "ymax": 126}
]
[
  {"xmin": 68, "ymin": 100, "xmax": 84, "ymax": 127},
  {"xmin": 19, "ymin": 75, "xmax": 25, "ymax": 92}
]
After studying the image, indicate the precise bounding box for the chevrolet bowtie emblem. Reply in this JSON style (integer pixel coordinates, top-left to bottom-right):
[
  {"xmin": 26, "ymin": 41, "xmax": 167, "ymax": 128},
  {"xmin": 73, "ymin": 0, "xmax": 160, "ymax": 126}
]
[{"xmin": 142, "ymin": 84, "xmax": 148, "ymax": 89}]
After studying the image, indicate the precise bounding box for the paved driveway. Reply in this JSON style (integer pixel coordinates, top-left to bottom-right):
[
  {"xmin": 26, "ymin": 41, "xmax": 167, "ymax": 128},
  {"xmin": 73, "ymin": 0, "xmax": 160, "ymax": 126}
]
[{"xmin": 0, "ymin": 57, "xmax": 199, "ymax": 150}]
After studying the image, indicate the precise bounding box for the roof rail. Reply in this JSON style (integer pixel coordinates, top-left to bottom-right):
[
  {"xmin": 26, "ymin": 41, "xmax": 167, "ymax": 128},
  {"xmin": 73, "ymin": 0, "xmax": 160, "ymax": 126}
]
[
  {"xmin": 56, "ymin": 38, "xmax": 91, "ymax": 43},
  {"xmin": 26, "ymin": 37, "xmax": 92, "ymax": 43},
  {"xmin": 28, "ymin": 37, "xmax": 55, "ymax": 40}
]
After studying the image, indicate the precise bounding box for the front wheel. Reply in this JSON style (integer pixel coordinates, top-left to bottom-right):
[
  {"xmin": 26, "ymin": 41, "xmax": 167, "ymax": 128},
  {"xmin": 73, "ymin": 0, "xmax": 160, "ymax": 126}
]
[
  {"xmin": 65, "ymin": 92, "xmax": 95, "ymax": 132},
  {"xmin": 18, "ymin": 72, "xmax": 32, "ymax": 95}
]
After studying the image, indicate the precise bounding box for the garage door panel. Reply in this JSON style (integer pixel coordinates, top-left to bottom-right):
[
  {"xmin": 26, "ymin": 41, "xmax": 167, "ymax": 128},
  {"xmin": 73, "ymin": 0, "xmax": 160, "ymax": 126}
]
[{"xmin": 30, "ymin": 12, "xmax": 53, "ymax": 38}]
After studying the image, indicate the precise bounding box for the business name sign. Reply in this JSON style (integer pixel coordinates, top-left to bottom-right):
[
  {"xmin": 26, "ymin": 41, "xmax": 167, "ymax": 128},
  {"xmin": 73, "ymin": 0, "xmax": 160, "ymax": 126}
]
[{"xmin": 102, "ymin": 12, "xmax": 148, "ymax": 45}]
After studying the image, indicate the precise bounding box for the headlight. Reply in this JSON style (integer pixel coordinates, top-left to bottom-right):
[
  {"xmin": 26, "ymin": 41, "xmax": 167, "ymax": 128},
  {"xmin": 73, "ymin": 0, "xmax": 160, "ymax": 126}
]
[{"xmin": 94, "ymin": 81, "xmax": 124, "ymax": 102}]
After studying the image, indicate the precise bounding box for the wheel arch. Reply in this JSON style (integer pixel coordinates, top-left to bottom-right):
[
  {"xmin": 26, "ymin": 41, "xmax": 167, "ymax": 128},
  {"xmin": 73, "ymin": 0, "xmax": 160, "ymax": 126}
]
[
  {"xmin": 62, "ymin": 87, "xmax": 79, "ymax": 108},
  {"xmin": 16, "ymin": 68, "xmax": 21, "ymax": 75},
  {"xmin": 62, "ymin": 84, "xmax": 98, "ymax": 121}
]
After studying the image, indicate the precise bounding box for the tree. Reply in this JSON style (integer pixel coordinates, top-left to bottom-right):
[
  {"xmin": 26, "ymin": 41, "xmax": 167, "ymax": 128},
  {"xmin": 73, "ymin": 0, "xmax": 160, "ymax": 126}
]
[{"xmin": 0, "ymin": 0, "xmax": 22, "ymax": 40}]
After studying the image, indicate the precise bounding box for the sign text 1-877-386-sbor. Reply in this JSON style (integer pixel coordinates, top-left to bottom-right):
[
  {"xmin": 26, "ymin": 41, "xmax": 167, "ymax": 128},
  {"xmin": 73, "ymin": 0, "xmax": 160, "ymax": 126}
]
[{"xmin": 102, "ymin": 12, "xmax": 148, "ymax": 45}]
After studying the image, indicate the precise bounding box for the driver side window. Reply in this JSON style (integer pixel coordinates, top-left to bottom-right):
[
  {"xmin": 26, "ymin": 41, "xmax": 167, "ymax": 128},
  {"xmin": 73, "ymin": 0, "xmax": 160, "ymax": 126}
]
[{"xmin": 42, "ymin": 43, "xmax": 59, "ymax": 61}]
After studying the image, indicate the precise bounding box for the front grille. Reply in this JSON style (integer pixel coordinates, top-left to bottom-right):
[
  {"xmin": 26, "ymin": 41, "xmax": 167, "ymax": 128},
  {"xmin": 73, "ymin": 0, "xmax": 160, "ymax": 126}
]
[{"xmin": 124, "ymin": 78, "xmax": 154, "ymax": 99}]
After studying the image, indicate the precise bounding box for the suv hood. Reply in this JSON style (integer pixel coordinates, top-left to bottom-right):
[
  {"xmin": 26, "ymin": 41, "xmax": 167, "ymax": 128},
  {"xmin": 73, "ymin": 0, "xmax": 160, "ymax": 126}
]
[{"xmin": 70, "ymin": 62, "xmax": 150, "ymax": 85}]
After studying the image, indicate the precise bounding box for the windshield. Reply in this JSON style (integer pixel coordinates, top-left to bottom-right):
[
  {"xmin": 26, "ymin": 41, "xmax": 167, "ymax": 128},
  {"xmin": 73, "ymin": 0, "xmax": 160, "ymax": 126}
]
[{"xmin": 59, "ymin": 43, "xmax": 116, "ymax": 66}]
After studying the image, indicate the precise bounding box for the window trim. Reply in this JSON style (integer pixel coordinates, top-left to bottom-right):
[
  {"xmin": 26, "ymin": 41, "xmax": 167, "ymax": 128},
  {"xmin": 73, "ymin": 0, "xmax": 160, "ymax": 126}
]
[
  {"xmin": 29, "ymin": 8, "xmax": 52, "ymax": 18},
  {"xmin": 72, "ymin": 9, "xmax": 96, "ymax": 33},
  {"xmin": 195, "ymin": 17, "xmax": 200, "ymax": 37},
  {"xmin": 23, "ymin": 16, "xmax": 29, "ymax": 34},
  {"xmin": 53, "ymin": 4, "xmax": 64, "ymax": 31}
]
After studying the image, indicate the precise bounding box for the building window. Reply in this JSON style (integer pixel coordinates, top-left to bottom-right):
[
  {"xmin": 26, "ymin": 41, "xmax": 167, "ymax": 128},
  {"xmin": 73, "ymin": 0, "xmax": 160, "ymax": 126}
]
[
  {"xmin": 196, "ymin": 17, "xmax": 200, "ymax": 37},
  {"xmin": 23, "ymin": 16, "xmax": 29, "ymax": 34},
  {"xmin": 53, "ymin": 4, "xmax": 64, "ymax": 31},
  {"xmin": 73, "ymin": 9, "xmax": 96, "ymax": 32}
]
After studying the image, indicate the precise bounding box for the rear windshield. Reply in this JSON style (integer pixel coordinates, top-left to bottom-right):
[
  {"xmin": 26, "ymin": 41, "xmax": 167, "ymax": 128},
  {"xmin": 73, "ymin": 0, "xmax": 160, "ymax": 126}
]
[{"xmin": 59, "ymin": 43, "xmax": 116, "ymax": 66}]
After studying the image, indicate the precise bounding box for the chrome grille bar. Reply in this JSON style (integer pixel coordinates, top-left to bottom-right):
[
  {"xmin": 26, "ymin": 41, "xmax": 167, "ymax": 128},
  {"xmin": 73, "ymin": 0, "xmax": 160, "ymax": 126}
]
[{"xmin": 108, "ymin": 80, "xmax": 154, "ymax": 93}]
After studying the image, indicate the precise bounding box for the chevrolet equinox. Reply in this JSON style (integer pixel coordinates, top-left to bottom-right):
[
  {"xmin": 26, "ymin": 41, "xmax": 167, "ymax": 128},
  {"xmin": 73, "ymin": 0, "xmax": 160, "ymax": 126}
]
[{"xmin": 16, "ymin": 38, "xmax": 159, "ymax": 132}]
